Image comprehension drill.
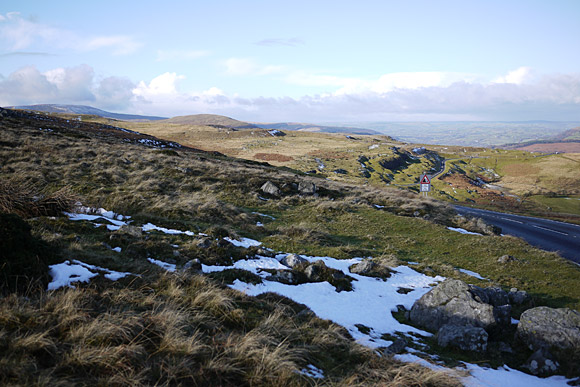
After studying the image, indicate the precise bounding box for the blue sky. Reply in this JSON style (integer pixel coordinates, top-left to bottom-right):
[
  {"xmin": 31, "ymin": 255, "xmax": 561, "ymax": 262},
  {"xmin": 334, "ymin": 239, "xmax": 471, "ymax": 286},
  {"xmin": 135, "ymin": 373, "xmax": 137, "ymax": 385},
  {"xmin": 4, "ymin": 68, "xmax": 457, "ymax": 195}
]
[{"xmin": 1, "ymin": 0, "xmax": 579, "ymax": 122}]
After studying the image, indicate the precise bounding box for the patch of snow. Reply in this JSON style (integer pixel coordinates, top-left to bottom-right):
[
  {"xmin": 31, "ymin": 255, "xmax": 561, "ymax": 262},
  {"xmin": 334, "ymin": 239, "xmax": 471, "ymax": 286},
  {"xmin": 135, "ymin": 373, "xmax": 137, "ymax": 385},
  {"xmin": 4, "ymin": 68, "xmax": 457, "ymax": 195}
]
[
  {"xmin": 203, "ymin": 256, "xmax": 288, "ymax": 278},
  {"xmin": 112, "ymin": 247, "xmax": 122, "ymax": 253},
  {"xmin": 369, "ymin": 144, "xmax": 379, "ymax": 150},
  {"xmin": 142, "ymin": 223, "xmax": 195, "ymax": 236},
  {"xmin": 224, "ymin": 237, "xmax": 262, "ymax": 248},
  {"xmin": 256, "ymin": 222, "xmax": 264, "ymax": 227},
  {"xmin": 462, "ymin": 363, "xmax": 573, "ymax": 387},
  {"xmin": 300, "ymin": 364, "xmax": 325, "ymax": 379},
  {"xmin": 447, "ymin": 227, "xmax": 483, "ymax": 236},
  {"xmin": 252, "ymin": 212, "xmax": 276, "ymax": 220},
  {"xmin": 208, "ymin": 255, "xmax": 443, "ymax": 348},
  {"xmin": 147, "ymin": 258, "xmax": 176, "ymax": 272},
  {"xmin": 511, "ymin": 318, "xmax": 520, "ymax": 325},
  {"xmin": 268, "ymin": 129, "xmax": 283, "ymax": 136},
  {"xmin": 408, "ymin": 261, "xmax": 419, "ymax": 265},
  {"xmin": 48, "ymin": 259, "xmax": 132, "ymax": 290},
  {"xmin": 48, "ymin": 261, "xmax": 98, "ymax": 290},
  {"xmin": 458, "ymin": 268, "xmax": 487, "ymax": 280},
  {"xmin": 374, "ymin": 204, "xmax": 385, "ymax": 209}
]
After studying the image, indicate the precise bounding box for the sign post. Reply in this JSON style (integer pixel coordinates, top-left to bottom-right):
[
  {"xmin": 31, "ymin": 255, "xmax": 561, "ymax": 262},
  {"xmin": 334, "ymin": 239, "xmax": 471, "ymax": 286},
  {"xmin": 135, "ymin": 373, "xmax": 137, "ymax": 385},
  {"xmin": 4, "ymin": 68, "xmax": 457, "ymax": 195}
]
[{"xmin": 420, "ymin": 173, "xmax": 431, "ymax": 197}]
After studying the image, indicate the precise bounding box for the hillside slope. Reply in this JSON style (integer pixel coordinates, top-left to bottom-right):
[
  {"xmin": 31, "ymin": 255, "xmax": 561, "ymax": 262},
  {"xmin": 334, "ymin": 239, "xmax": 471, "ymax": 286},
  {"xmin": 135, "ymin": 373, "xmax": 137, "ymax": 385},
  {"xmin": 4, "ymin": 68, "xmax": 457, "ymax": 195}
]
[
  {"xmin": 1, "ymin": 107, "xmax": 579, "ymax": 384},
  {"xmin": 9, "ymin": 104, "xmax": 167, "ymax": 121}
]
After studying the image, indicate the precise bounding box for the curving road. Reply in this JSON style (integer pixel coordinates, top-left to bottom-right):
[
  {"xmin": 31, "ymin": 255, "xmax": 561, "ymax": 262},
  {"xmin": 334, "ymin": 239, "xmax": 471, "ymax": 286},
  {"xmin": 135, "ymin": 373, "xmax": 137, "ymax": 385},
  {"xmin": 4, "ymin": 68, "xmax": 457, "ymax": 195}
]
[{"xmin": 454, "ymin": 205, "xmax": 580, "ymax": 264}]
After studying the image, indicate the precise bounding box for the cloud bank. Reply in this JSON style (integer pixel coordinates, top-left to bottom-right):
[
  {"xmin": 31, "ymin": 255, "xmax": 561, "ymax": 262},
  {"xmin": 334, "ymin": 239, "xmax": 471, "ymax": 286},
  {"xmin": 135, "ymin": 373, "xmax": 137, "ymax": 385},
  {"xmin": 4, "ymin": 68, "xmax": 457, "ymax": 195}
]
[{"xmin": 1, "ymin": 64, "xmax": 579, "ymax": 122}]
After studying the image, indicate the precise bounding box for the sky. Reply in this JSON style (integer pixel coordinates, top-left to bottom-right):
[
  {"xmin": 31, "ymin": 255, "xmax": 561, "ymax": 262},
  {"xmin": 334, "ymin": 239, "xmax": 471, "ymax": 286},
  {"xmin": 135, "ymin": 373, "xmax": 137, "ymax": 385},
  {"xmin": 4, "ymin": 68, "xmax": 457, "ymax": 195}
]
[{"xmin": 1, "ymin": 0, "xmax": 579, "ymax": 122}]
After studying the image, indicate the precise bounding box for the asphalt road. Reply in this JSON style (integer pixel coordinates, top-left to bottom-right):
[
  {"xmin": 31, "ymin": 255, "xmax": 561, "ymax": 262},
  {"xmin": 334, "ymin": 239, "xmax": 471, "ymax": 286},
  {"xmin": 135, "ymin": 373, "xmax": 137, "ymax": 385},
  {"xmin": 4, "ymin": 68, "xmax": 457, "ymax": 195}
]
[{"xmin": 454, "ymin": 205, "xmax": 580, "ymax": 264}]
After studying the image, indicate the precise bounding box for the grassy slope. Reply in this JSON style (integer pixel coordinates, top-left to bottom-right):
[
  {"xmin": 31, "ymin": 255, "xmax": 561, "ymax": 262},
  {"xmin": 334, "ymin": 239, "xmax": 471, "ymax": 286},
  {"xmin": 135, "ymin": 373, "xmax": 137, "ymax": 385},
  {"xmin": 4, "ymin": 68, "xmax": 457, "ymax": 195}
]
[{"xmin": 2, "ymin": 109, "xmax": 579, "ymax": 383}]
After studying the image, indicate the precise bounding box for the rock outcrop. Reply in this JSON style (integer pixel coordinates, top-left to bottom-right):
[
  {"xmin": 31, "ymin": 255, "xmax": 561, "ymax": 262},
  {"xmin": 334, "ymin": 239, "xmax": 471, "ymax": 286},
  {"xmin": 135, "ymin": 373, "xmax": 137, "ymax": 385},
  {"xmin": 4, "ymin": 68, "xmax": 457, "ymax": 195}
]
[
  {"xmin": 409, "ymin": 279, "xmax": 504, "ymax": 332},
  {"xmin": 349, "ymin": 259, "xmax": 392, "ymax": 280},
  {"xmin": 261, "ymin": 181, "xmax": 281, "ymax": 197},
  {"xmin": 517, "ymin": 306, "xmax": 580, "ymax": 373},
  {"xmin": 437, "ymin": 324, "xmax": 488, "ymax": 352}
]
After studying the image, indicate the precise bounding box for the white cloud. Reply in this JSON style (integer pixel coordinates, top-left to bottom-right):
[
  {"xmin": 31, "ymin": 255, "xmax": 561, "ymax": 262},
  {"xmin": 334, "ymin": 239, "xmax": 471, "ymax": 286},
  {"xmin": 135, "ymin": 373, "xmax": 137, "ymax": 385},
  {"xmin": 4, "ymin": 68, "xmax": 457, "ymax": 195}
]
[
  {"xmin": 0, "ymin": 12, "xmax": 141, "ymax": 55},
  {"xmin": 133, "ymin": 72, "xmax": 185, "ymax": 97},
  {"xmin": 2, "ymin": 64, "xmax": 579, "ymax": 122},
  {"xmin": 493, "ymin": 66, "xmax": 534, "ymax": 85}
]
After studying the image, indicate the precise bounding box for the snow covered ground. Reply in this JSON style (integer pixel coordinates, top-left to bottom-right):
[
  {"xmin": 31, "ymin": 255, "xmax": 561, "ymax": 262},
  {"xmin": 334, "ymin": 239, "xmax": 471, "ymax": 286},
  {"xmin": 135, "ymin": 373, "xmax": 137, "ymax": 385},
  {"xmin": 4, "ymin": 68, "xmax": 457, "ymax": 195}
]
[{"xmin": 52, "ymin": 208, "xmax": 573, "ymax": 386}]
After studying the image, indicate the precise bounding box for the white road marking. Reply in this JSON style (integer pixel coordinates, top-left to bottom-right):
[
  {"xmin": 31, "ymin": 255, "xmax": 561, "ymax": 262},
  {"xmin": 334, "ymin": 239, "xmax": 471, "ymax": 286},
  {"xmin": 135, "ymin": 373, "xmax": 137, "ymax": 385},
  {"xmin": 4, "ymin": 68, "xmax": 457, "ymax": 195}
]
[
  {"xmin": 531, "ymin": 225, "xmax": 568, "ymax": 236},
  {"xmin": 500, "ymin": 217, "xmax": 524, "ymax": 224}
]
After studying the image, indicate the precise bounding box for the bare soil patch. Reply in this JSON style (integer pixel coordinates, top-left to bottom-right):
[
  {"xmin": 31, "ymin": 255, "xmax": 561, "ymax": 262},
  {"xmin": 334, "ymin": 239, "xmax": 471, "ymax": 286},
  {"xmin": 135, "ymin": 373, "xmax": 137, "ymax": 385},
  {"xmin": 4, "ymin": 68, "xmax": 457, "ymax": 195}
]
[
  {"xmin": 514, "ymin": 142, "xmax": 580, "ymax": 153},
  {"xmin": 254, "ymin": 153, "xmax": 294, "ymax": 162}
]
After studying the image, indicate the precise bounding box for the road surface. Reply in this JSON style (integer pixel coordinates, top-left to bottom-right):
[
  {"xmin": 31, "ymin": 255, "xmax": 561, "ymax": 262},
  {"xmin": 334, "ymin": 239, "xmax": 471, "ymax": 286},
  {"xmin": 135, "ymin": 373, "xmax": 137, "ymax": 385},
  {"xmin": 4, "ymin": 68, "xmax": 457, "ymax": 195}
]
[{"xmin": 454, "ymin": 205, "xmax": 580, "ymax": 264}]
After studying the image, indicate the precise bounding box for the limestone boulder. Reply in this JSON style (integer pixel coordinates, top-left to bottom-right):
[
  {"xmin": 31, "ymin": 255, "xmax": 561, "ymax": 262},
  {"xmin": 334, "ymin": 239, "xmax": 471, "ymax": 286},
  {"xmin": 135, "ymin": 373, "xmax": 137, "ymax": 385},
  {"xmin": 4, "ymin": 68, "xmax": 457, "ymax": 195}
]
[
  {"xmin": 409, "ymin": 279, "xmax": 504, "ymax": 332},
  {"xmin": 437, "ymin": 324, "xmax": 488, "ymax": 352}
]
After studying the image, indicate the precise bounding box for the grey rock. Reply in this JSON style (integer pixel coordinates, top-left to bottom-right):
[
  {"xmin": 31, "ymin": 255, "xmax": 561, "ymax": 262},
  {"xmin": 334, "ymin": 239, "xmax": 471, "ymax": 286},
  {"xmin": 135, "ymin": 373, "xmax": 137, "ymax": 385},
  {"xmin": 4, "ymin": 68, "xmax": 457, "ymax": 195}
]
[
  {"xmin": 383, "ymin": 337, "xmax": 408, "ymax": 355},
  {"xmin": 256, "ymin": 248, "xmax": 275, "ymax": 258},
  {"xmin": 409, "ymin": 279, "xmax": 500, "ymax": 332},
  {"xmin": 261, "ymin": 181, "xmax": 281, "ymax": 197},
  {"xmin": 280, "ymin": 253, "xmax": 307, "ymax": 268},
  {"xmin": 116, "ymin": 224, "xmax": 142, "ymax": 238},
  {"xmin": 304, "ymin": 261, "xmax": 326, "ymax": 281},
  {"xmin": 298, "ymin": 181, "xmax": 316, "ymax": 195},
  {"xmin": 468, "ymin": 285, "xmax": 509, "ymax": 306},
  {"xmin": 266, "ymin": 270, "xmax": 295, "ymax": 284},
  {"xmin": 196, "ymin": 238, "xmax": 212, "ymax": 249},
  {"xmin": 525, "ymin": 348, "xmax": 560, "ymax": 376},
  {"xmin": 517, "ymin": 307, "xmax": 580, "ymax": 359},
  {"xmin": 493, "ymin": 304, "xmax": 512, "ymax": 326},
  {"xmin": 497, "ymin": 254, "xmax": 517, "ymax": 263},
  {"xmin": 508, "ymin": 288, "xmax": 531, "ymax": 305},
  {"xmin": 183, "ymin": 259, "xmax": 202, "ymax": 272},
  {"xmin": 437, "ymin": 324, "xmax": 488, "ymax": 352},
  {"xmin": 497, "ymin": 341, "xmax": 514, "ymax": 354},
  {"xmin": 349, "ymin": 259, "xmax": 392, "ymax": 279}
]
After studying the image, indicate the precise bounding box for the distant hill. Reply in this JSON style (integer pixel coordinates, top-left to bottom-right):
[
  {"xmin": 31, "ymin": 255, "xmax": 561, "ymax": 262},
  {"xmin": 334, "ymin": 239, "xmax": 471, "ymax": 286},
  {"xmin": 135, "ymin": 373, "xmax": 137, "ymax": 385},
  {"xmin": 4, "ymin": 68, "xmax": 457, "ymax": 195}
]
[
  {"xmin": 163, "ymin": 114, "xmax": 260, "ymax": 129},
  {"xmin": 8, "ymin": 104, "xmax": 167, "ymax": 121},
  {"xmin": 503, "ymin": 127, "xmax": 580, "ymax": 153},
  {"xmin": 254, "ymin": 122, "xmax": 380, "ymax": 135}
]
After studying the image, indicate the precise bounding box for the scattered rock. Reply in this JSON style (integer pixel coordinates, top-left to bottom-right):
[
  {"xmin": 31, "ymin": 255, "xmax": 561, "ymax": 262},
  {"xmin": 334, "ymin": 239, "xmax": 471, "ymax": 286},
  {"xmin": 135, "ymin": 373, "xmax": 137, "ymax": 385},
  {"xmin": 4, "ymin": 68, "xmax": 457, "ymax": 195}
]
[
  {"xmin": 409, "ymin": 279, "xmax": 502, "ymax": 332},
  {"xmin": 183, "ymin": 259, "xmax": 202, "ymax": 272},
  {"xmin": 498, "ymin": 254, "xmax": 517, "ymax": 263},
  {"xmin": 261, "ymin": 181, "xmax": 281, "ymax": 197},
  {"xmin": 508, "ymin": 288, "xmax": 531, "ymax": 305},
  {"xmin": 116, "ymin": 224, "xmax": 142, "ymax": 238},
  {"xmin": 517, "ymin": 307, "xmax": 580, "ymax": 363},
  {"xmin": 525, "ymin": 348, "xmax": 560, "ymax": 376},
  {"xmin": 437, "ymin": 324, "xmax": 488, "ymax": 352},
  {"xmin": 349, "ymin": 259, "xmax": 392, "ymax": 279},
  {"xmin": 266, "ymin": 270, "xmax": 296, "ymax": 284},
  {"xmin": 256, "ymin": 247, "xmax": 275, "ymax": 258},
  {"xmin": 304, "ymin": 260, "xmax": 326, "ymax": 281},
  {"xmin": 280, "ymin": 253, "xmax": 308, "ymax": 268},
  {"xmin": 298, "ymin": 181, "xmax": 316, "ymax": 195},
  {"xmin": 384, "ymin": 337, "xmax": 409, "ymax": 355},
  {"xmin": 196, "ymin": 238, "xmax": 212, "ymax": 249},
  {"xmin": 333, "ymin": 169, "xmax": 348, "ymax": 174}
]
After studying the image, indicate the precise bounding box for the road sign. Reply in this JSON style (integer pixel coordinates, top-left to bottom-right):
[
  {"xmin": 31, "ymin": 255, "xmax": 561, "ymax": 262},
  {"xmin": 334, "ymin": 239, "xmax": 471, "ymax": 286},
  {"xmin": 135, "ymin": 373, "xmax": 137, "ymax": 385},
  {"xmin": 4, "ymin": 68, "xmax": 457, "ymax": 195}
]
[{"xmin": 420, "ymin": 174, "xmax": 431, "ymax": 193}]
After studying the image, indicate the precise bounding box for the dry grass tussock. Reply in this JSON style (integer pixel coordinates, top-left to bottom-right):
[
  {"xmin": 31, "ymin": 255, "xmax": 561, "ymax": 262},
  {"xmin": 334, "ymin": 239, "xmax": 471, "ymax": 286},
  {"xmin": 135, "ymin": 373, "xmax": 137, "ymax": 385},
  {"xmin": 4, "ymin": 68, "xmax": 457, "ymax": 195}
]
[
  {"xmin": 0, "ymin": 179, "xmax": 77, "ymax": 218},
  {"xmin": 0, "ymin": 273, "xmax": 461, "ymax": 386}
]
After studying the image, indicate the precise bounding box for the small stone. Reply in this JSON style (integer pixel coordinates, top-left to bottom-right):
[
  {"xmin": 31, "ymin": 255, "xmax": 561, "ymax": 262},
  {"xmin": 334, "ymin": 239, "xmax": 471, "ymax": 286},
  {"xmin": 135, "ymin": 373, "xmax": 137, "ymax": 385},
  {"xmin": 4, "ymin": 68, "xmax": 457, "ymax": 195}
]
[
  {"xmin": 497, "ymin": 254, "xmax": 516, "ymax": 263},
  {"xmin": 261, "ymin": 181, "xmax": 281, "ymax": 197},
  {"xmin": 280, "ymin": 253, "xmax": 307, "ymax": 268},
  {"xmin": 183, "ymin": 259, "xmax": 202, "ymax": 272}
]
